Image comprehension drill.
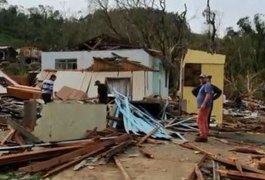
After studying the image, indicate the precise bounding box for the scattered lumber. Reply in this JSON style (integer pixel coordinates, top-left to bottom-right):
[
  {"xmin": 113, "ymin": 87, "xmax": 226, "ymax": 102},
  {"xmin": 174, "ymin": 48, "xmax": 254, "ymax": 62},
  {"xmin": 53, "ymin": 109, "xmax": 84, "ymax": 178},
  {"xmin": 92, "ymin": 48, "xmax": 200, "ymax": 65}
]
[
  {"xmin": 217, "ymin": 169, "xmax": 265, "ymax": 180},
  {"xmin": 187, "ymin": 155, "xmax": 207, "ymax": 180},
  {"xmin": 230, "ymin": 147, "xmax": 265, "ymax": 155},
  {"xmin": 114, "ymin": 156, "xmax": 132, "ymax": 180},
  {"xmin": 7, "ymin": 119, "xmax": 40, "ymax": 143},
  {"xmin": 140, "ymin": 148, "xmax": 154, "ymax": 159},
  {"xmin": 181, "ymin": 142, "xmax": 265, "ymax": 175},
  {"xmin": 0, "ymin": 145, "xmax": 82, "ymax": 166},
  {"xmin": 137, "ymin": 126, "xmax": 160, "ymax": 145},
  {"xmin": 0, "ymin": 128, "xmax": 16, "ymax": 145},
  {"xmin": 194, "ymin": 164, "xmax": 204, "ymax": 180}
]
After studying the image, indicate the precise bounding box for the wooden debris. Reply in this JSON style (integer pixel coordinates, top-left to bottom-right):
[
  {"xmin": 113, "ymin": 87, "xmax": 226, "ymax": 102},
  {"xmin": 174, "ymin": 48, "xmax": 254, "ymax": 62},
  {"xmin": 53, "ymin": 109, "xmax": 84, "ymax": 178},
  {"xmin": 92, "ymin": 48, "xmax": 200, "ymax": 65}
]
[
  {"xmin": 0, "ymin": 145, "xmax": 82, "ymax": 166},
  {"xmin": 14, "ymin": 132, "xmax": 26, "ymax": 145},
  {"xmin": 217, "ymin": 169, "xmax": 265, "ymax": 180},
  {"xmin": 212, "ymin": 160, "xmax": 221, "ymax": 180},
  {"xmin": 181, "ymin": 142, "xmax": 265, "ymax": 175},
  {"xmin": 233, "ymin": 158, "xmax": 243, "ymax": 173},
  {"xmin": 137, "ymin": 126, "xmax": 160, "ymax": 145},
  {"xmin": 19, "ymin": 140, "xmax": 114, "ymax": 173},
  {"xmin": 114, "ymin": 156, "xmax": 132, "ymax": 180},
  {"xmin": 7, "ymin": 119, "xmax": 40, "ymax": 143},
  {"xmin": 230, "ymin": 147, "xmax": 265, "ymax": 155},
  {"xmin": 23, "ymin": 99, "xmax": 37, "ymax": 131},
  {"xmin": 140, "ymin": 148, "xmax": 154, "ymax": 159},
  {"xmin": 43, "ymin": 146, "xmax": 106, "ymax": 178},
  {"xmin": 101, "ymin": 140, "xmax": 133, "ymax": 162},
  {"xmin": 1, "ymin": 128, "xmax": 16, "ymax": 145},
  {"xmin": 258, "ymin": 158, "xmax": 265, "ymax": 170},
  {"xmin": 187, "ymin": 155, "xmax": 207, "ymax": 180},
  {"xmin": 146, "ymin": 138, "xmax": 165, "ymax": 144},
  {"xmin": 194, "ymin": 164, "xmax": 204, "ymax": 180}
]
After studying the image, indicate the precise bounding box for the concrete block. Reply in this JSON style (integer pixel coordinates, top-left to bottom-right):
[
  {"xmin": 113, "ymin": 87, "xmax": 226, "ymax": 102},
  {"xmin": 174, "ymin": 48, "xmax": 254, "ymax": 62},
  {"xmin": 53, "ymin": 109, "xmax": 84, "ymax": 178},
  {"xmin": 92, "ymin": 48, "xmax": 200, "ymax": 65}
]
[{"xmin": 33, "ymin": 103, "xmax": 106, "ymax": 142}]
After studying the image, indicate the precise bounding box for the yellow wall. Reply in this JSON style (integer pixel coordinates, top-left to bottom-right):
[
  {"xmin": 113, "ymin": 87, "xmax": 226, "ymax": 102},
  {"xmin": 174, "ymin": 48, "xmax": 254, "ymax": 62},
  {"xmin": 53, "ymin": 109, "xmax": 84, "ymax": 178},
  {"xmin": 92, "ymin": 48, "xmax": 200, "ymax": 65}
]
[{"xmin": 182, "ymin": 49, "xmax": 225, "ymax": 125}]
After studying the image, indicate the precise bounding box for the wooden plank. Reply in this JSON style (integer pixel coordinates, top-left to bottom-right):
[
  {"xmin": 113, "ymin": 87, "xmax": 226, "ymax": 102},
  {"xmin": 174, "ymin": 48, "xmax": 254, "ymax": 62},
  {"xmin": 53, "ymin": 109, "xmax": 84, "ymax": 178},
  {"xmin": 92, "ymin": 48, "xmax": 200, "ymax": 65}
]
[
  {"xmin": 230, "ymin": 147, "xmax": 265, "ymax": 155},
  {"xmin": 233, "ymin": 158, "xmax": 243, "ymax": 173},
  {"xmin": 0, "ymin": 145, "xmax": 82, "ymax": 166},
  {"xmin": 137, "ymin": 126, "xmax": 159, "ymax": 145},
  {"xmin": 43, "ymin": 146, "xmax": 106, "ymax": 178},
  {"xmin": 212, "ymin": 161, "xmax": 221, "ymax": 180},
  {"xmin": 194, "ymin": 164, "xmax": 204, "ymax": 180},
  {"xmin": 1, "ymin": 128, "xmax": 16, "ymax": 145},
  {"xmin": 140, "ymin": 148, "xmax": 154, "ymax": 159},
  {"xmin": 114, "ymin": 156, "xmax": 132, "ymax": 180},
  {"xmin": 102, "ymin": 140, "xmax": 133, "ymax": 162},
  {"xmin": 187, "ymin": 155, "xmax": 207, "ymax": 180},
  {"xmin": 14, "ymin": 132, "xmax": 26, "ymax": 145},
  {"xmin": 7, "ymin": 119, "xmax": 40, "ymax": 143},
  {"xmin": 217, "ymin": 169, "xmax": 265, "ymax": 180},
  {"xmin": 181, "ymin": 142, "xmax": 265, "ymax": 175},
  {"xmin": 19, "ymin": 140, "xmax": 114, "ymax": 173},
  {"xmin": 23, "ymin": 99, "xmax": 37, "ymax": 131}
]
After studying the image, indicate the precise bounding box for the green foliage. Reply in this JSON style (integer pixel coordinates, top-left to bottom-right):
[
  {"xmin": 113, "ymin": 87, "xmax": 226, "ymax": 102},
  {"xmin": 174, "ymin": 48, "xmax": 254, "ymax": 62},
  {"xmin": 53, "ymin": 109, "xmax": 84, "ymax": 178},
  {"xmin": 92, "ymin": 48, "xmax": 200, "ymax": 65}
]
[
  {"xmin": 1, "ymin": 2, "xmax": 265, "ymax": 98},
  {"xmin": 223, "ymin": 14, "xmax": 265, "ymax": 98}
]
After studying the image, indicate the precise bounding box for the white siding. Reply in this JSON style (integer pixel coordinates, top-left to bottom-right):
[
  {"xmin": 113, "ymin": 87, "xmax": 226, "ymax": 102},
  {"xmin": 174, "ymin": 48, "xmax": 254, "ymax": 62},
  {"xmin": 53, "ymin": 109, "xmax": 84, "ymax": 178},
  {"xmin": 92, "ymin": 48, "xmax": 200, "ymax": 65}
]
[
  {"xmin": 41, "ymin": 49, "xmax": 151, "ymax": 70},
  {"xmin": 41, "ymin": 48, "xmax": 168, "ymax": 99},
  {"xmin": 51, "ymin": 71, "xmax": 152, "ymax": 101}
]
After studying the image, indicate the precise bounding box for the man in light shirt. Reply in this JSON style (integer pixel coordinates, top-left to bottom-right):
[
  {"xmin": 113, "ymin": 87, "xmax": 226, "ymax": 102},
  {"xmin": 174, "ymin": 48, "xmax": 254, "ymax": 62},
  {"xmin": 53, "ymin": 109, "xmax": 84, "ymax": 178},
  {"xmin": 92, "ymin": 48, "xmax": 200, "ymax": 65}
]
[{"xmin": 41, "ymin": 74, "xmax": 56, "ymax": 104}]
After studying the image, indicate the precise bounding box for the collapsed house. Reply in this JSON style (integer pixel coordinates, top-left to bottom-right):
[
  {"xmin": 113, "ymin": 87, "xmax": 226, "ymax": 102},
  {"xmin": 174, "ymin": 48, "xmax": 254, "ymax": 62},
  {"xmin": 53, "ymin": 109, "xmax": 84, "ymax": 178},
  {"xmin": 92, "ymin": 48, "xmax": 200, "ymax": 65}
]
[{"xmin": 39, "ymin": 35, "xmax": 171, "ymax": 100}]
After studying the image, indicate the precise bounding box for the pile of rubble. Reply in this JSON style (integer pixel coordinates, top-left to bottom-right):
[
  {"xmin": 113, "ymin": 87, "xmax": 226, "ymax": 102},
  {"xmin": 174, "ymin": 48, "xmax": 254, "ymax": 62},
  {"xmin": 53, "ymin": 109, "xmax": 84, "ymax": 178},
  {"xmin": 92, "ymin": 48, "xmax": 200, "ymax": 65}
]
[{"xmin": 181, "ymin": 141, "xmax": 265, "ymax": 180}]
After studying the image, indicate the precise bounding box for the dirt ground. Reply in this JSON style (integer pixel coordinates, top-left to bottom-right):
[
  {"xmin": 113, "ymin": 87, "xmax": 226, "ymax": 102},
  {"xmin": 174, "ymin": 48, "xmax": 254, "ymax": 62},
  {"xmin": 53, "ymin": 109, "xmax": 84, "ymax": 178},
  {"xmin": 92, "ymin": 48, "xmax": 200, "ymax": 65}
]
[{"xmin": 52, "ymin": 132, "xmax": 259, "ymax": 180}]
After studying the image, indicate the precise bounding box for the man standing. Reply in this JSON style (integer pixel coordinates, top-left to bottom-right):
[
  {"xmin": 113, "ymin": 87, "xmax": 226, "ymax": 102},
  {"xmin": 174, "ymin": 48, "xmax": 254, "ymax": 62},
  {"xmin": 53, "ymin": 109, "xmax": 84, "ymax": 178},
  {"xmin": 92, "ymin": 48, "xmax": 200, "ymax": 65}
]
[
  {"xmin": 206, "ymin": 75, "xmax": 222, "ymax": 127},
  {"xmin": 94, "ymin": 80, "xmax": 108, "ymax": 104},
  {"xmin": 195, "ymin": 74, "xmax": 213, "ymax": 142},
  {"xmin": 192, "ymin": 75, "xmax": 222, "ymax": 128},
  {"xmin": 41, "ymin": 74, "xmax": 56, "ymax": 104}
]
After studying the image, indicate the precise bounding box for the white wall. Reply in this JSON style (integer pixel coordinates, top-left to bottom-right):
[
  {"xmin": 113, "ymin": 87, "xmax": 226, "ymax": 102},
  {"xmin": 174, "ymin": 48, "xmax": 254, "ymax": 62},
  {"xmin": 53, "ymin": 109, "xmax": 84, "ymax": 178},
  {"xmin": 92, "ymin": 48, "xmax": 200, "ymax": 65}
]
[
  {"xmin": 51, "ymin": 71, "xmax": 151, "ymax": 101},
  {"xmin": 41, "ymin": 49, "xmax": 151, "ymax": 70},
  {"xmin": 41, "ymin": 48, "xmax": 168, "ymax": 99}
]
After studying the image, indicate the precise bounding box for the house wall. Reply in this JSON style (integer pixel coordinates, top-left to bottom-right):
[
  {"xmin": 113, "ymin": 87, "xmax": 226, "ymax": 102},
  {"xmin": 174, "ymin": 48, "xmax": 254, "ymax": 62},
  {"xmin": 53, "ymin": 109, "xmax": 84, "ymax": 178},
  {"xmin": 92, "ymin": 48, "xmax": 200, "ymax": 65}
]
[
  {"xmin": 49, "ymin": 70, "xmax": 151, "ymax": 101},
  {"xmin": 182, "ymin": 49, "xmax": 225, "ymax": 125},
  {"xmin": 152, "ymin": 57, "xmax": 168, "ymax": 98},
  {"xmin": 41, "ymin": 49, "xmax": 151, "ymax": 70},
  {"xmin": 41, "ymin": 49, "xmax": 168, "ymax": 99},
  {"xmin": 183, "ymin": 64, "xmax": 224, "ymax": 125}
]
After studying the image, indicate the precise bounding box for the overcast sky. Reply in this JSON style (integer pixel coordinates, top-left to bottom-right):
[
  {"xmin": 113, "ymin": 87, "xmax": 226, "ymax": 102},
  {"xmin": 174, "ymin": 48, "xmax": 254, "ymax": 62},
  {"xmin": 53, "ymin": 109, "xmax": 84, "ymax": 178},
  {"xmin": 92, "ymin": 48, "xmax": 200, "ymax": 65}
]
[{"xmin": 6, "ymin": 0, "xmax": 265, "ymax": 36}]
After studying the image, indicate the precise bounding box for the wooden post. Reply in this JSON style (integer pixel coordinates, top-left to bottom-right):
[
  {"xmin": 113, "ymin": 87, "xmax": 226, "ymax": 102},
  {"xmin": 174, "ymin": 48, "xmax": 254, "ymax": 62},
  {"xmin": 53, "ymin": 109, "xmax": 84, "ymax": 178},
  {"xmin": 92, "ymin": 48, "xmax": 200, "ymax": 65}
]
[{"xmin": 23, "ymin": 99, "xmax": 37, "ymax": 131}]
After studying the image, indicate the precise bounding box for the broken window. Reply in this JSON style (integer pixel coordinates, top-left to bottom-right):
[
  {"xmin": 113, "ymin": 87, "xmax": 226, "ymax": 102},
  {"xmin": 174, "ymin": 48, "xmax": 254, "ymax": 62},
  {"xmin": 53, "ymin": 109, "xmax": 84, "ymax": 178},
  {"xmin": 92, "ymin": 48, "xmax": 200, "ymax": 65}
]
[
  {"xmin": 106, "ymin": 78, "xmax": 131, "ymax": 97},
  {"xmin": 55, "ymin": 59, "xmax": 77, "ymax": 70},
  {"xmin": 184, "ymin": 63, "xmax": 201, "ymax": 86}
]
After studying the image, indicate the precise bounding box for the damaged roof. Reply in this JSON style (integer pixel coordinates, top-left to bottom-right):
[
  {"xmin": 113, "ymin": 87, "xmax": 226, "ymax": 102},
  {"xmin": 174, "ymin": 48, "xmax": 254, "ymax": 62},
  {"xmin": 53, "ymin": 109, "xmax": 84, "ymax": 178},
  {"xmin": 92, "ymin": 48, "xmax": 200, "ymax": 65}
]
[
  {"xmin": 87, "ymin": 57, "xmax": 155, "ymax": 72},
  {"xmin": 75, "ymin": 34, "xmax": 141, "ymax": 51}
]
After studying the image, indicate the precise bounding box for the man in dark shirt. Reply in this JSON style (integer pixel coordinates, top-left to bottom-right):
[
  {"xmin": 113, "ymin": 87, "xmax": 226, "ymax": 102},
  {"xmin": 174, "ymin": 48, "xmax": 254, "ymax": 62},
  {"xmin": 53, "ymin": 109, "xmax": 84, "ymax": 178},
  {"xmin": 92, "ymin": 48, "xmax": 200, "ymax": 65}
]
[
  {"xmin": 94, "ymin": 80, "xmax": 108, "ymax": 104},
  {"xmin": 192, "ymin": 75, "xmax": 222, "ymax": 128}
]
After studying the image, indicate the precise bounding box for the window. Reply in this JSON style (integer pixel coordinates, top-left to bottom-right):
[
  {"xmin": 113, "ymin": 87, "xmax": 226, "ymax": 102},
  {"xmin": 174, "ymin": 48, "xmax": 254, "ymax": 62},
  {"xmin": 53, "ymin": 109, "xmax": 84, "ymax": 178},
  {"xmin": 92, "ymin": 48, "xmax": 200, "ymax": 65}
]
[
  {"xmin": 55, "ymin": 59, "xmax": 77, "ymax": 70},
  {"xmin": 184, "ymin": 63, "xmax": 201, "ymax": 86},
  {"xmin": 106, "ymin": 78, "xmax": 131, "ymax": 97}
]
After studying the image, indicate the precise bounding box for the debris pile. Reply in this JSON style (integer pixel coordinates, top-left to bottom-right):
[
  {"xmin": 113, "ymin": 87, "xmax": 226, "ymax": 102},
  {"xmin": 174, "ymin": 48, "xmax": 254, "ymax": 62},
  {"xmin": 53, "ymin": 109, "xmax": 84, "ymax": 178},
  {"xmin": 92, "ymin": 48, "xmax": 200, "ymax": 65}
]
[
  {"xmin": 181, "ymin": 142, "xmax": 265, "ymax": 180},
  {"xmin": 113, "ymin": 90, "xmax": 171, "ymax": 139},
  {"xmin": 0, "ymin": 96, "xmax": 41, "ymax": 119},
  {"xmin": 0, "ymin": 127, "xmax": 133, "ymax": 178}
]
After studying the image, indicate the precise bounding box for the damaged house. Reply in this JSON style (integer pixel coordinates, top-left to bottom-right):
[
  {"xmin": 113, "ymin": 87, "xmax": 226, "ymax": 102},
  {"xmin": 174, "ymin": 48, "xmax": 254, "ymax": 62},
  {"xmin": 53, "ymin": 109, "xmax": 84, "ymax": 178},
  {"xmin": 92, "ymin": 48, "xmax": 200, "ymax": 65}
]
[{"xmin": 39, "ymin": 35, "xmax": 171, "ymax": 100}]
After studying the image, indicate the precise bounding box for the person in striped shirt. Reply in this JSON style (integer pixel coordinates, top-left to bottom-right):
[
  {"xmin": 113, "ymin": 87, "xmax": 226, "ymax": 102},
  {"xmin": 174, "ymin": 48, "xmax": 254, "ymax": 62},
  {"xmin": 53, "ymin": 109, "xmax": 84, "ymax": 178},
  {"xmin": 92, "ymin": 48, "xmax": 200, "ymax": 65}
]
[{"xmin": 41, "ymin": 74, "xmax": 56, "ymax": 104}]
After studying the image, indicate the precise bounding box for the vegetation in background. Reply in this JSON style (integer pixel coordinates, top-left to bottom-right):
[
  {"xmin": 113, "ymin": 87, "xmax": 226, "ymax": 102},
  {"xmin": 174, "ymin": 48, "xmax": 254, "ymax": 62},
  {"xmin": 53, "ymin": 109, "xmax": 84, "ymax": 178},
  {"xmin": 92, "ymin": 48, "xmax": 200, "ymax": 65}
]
[{"xmin": 0, "ymin": 0, "xmax": 265, "ymax": 99}]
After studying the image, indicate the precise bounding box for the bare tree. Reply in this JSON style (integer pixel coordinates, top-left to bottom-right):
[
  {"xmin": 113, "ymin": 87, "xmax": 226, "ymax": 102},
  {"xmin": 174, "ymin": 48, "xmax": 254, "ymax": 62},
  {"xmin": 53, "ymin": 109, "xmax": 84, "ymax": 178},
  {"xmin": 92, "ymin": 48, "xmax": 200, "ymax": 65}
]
[{"xmin": 203, "ymin": 0, "xmax": 217, "ymax": 53}]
